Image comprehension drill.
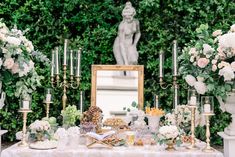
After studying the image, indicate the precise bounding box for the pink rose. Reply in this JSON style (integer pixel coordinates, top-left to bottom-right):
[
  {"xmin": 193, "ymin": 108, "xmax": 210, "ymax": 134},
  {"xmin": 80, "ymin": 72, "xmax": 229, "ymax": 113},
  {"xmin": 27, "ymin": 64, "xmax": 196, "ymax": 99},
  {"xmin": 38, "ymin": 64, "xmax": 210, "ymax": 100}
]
[
  {"xmin": 197, "ymin": 58, "xmax": 209, "ymax": 68},
  {"xmin": 3, "ymin": 58, "xmax": 14, "ymax": 69},
  {"xmin": 11, "ymin": 63, "xmax": 19, "ymax": 74}
]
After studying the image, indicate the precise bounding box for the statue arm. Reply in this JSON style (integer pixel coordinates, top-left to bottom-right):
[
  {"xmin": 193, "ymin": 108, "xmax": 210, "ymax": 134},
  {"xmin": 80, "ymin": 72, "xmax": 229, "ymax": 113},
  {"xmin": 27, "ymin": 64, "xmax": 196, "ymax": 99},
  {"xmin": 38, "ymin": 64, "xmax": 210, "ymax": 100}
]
[{"xmin": 133, "ymin": 20, "xmax": 141, "ymax": 46}]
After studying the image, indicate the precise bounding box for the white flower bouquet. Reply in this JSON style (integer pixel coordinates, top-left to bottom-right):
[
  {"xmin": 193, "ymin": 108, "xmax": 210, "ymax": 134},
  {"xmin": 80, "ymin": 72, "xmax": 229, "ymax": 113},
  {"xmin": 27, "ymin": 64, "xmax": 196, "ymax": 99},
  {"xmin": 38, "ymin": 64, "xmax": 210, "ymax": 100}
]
[
  {"xmin": 29, "ymin": 120, "xmax": 51, "ymax": 141},
  {"xmin": 157, "ymin": 125, "xmax": 182, "ymax": 146},
  {"xmin": 179, "ymin": 24, "xmax": 235, "ymax": 99},
  {"xmin": 164, "ymin": 105, "xmax": 204, "ymax": 134},
  {"xmin": 0, "ymin": 20, "xmax": 49, "ymax": 98}
]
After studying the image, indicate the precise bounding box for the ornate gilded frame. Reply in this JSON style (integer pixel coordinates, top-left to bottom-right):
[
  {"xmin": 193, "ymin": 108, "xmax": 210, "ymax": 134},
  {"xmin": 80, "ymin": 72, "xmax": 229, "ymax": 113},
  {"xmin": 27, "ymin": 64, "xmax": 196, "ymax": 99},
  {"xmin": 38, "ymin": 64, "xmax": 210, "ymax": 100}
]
[{"xmin": 91, "ymin": 65, "xmax": 144, "ymax": 109}]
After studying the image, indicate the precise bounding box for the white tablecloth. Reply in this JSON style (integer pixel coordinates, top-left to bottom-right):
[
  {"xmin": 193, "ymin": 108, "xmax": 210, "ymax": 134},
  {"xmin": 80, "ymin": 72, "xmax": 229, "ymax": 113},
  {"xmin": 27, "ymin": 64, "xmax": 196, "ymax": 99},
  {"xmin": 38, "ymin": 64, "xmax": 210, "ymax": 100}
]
[{"xmin": 1, "ymin": 142, "xmax": 223, "ymax": 157}]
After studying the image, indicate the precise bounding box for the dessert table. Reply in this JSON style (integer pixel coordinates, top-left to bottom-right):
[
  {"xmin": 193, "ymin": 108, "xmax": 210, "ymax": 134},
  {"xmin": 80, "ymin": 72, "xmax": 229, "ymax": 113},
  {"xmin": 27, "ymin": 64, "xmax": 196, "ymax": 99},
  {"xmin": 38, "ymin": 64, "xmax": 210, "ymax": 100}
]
[{"xmin": 2, "ymin": 142, "xmax": 223, "ymax": 157}]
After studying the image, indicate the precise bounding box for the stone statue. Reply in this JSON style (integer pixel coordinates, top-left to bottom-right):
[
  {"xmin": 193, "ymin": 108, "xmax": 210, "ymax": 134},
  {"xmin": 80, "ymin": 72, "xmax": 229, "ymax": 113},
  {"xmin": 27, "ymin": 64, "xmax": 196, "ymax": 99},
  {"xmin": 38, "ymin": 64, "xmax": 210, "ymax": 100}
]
[{"xmin": 113, "ymin": 2, "xmax": 141, "ymax": 65}]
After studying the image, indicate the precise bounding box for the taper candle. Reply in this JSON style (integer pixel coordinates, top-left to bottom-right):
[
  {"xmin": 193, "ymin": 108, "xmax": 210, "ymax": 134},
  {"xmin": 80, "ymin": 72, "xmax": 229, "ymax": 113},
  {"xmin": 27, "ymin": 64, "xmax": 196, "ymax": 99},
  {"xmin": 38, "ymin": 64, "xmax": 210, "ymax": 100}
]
[
  {"xmin": 63, "ymin": 39, "xmax": 68, "ymax": 65},
  {"xmin": 70, "ymin": 50, "xmax": 74, "ymax": 75},
  {"xmin": 51, "ymin": 50, "xmax": 55, "ymax": 77},
  {"xmin": 76, "ymin": 49, "xmax": 81, "ymax": 77},
  {"xmin": 173, "ymin": 40, "xmax": 178, "ymax": 76},
  {"xmin": 159, "ymin": 51, "xmax": 164, "ymax": 78},
  {"xmin": 80, "ymin": 91, "xmax": 83, "ymax": 113},
  {"xmin": 55, "ymin": 47, "xmax": 59, "ymax": 75}
]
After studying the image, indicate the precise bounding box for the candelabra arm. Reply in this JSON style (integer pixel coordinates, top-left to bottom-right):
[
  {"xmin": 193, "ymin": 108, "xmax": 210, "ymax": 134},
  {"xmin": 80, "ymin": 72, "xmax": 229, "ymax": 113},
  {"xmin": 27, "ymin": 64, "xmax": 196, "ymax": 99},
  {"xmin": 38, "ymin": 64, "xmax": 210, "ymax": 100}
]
[
  {"xmin": 159, "ymin": 77, "xmax": 173, "ymax": 89},
  {"xmin": 70, "ymin": 76, "xmax": 80, "ymax": 89}
]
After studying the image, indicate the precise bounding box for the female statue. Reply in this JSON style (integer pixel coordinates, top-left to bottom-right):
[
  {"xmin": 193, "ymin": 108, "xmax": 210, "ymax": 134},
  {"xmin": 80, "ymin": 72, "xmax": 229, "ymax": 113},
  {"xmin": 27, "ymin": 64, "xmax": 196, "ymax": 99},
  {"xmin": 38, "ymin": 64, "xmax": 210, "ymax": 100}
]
[{"xmin": 113, "ymin": 2, "xmax": 141, "ymax": 65}]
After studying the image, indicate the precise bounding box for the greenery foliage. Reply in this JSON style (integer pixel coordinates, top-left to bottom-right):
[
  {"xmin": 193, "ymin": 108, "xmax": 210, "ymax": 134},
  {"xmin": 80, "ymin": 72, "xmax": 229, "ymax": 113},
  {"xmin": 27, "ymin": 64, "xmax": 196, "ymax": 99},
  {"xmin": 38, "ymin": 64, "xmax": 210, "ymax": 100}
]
[{"xmin": 0, "ymin": 0, "xmax": 234, "ymax": 145}]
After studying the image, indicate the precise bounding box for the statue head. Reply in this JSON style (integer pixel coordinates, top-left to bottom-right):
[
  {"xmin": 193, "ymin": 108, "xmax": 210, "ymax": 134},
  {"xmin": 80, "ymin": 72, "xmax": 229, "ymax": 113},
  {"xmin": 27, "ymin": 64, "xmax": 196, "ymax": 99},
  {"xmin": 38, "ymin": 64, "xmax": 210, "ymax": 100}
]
[{"xmin": 122, "ymin": 2, "xmax": 136, "ymax": 23}]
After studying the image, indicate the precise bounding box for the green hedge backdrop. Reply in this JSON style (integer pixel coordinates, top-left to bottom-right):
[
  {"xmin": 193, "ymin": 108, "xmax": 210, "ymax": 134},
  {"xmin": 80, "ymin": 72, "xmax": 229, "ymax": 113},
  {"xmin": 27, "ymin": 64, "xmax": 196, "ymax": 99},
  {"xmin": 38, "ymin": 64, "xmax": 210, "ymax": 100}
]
[{"xmin": 0, "ymin": 0, "xmax": 235, "ymax": 145}]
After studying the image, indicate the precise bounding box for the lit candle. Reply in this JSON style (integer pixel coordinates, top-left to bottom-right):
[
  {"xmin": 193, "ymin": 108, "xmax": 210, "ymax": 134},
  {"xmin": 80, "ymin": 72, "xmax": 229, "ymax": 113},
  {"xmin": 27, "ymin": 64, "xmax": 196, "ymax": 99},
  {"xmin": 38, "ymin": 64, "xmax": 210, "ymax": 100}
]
[
  {"xmin": 22, "ymin": 100, "xmax": 29, "ymax": 110},
  {"xmin": 55, "ymin": 47, "xmax": 59, "ymax": 75},
  {"xmin": 63, "ymin": 39, "xmax": 68, "ymax": 66},
  {"xmin": 190, "ymin": 96, "xmax": 197, "ymax": 106},
  {"xmin": 46, "ymin": 94, "xmax": 51, "ymax": 102},
  {"xmin": 70, "ymin": 50, "xmax": 74, "ymax": 75},
  {"xmin": 76, "ymin": 48, "xmax": 81, "ymax": 77},
  {"xmin": 204, "ymin": 103, "xmax": 211, "ymax": 113},
  {"xmin": 173, "ymin": 40, "xmax": 178, "ymax": 76},
  {"xmin": 159, "ymin": 51, "xmax": 164, "ymax": 78},
  {"xmin": 51, "ymin": 50, "xmax": 55, "ymax": 77},
  {"xmin": 80, "ymin": 91, "xmax": 83, "ymax": 113}
]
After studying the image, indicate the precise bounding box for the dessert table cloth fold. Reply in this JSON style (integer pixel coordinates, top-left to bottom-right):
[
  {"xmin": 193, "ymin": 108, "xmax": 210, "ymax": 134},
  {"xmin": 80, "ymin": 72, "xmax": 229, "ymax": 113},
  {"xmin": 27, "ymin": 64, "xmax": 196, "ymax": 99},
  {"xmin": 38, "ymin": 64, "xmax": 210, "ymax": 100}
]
[{"xmin": 1, "ymin": 142, "xmax": 223, "ymax": 157}]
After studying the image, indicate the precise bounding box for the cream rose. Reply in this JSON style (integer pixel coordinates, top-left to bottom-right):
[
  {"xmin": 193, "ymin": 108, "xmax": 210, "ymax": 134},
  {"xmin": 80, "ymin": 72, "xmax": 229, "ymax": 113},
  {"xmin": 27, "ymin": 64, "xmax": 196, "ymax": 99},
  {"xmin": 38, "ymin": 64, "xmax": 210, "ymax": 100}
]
[
  {"xmin": 3, "ymin": 58, "xmax": 14, "ymax": 69},
  {"xmin": 230, "ymin": 24, "xmax": 235, "ymax": 32},
  {"xmin": 219, "ymin": 66, "xmax": 235, "ymax": 81},
  {"xmin": 212, "ymin": 30, "xmax": 222, "ymax": 37},
  {"xmin": 212, "ymin": 64, "xmax": 217, "ymax": 72},
  {"xmin": 231, "ymin": 62, "xmax": 235, "ymax": 71},
  {"xmin": 194, "ymin": 81, "xmax": 207, "ymax": 95},
  {"xmin": 11, "ymin": 63, "xmax": 19, "ymax": 74},
  {"xmin": 185, "ymin": 75, "xmax": 196, "ymax": 87}
]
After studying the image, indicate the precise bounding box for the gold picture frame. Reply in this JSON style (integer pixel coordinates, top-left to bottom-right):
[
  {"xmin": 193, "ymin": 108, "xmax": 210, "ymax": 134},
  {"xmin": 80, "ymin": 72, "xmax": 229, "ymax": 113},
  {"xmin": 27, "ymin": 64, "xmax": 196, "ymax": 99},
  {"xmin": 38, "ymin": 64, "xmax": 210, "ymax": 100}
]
[{"xmin": 91, "ymin": 65, "xmax": 144, "ymax": 109}]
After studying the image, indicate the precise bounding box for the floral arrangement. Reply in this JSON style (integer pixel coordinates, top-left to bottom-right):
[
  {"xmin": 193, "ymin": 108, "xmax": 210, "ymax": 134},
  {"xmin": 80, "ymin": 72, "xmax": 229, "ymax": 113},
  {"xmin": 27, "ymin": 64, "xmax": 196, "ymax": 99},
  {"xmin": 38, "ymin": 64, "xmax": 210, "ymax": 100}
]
[
  {"xmin": 156, "ymin": 125, "xmax": 182, "ymax": 146},
  {"xmin": 179, "ymin": 24, "xmax": 235, "ymax": 99},
  {"xmin": 164, "ymin": 105, "xmax": 203, "ymax": 134},
  {"xmin": 28, "ymin": 120, "xmax": 51, "ymax": 141},
  {"xmin": 0, "ymin": 20, "xmax": 49, "ymax": 98},
  {"xmin": 61, "ymin": 105, "xmax": 81, "ymax": 128}
]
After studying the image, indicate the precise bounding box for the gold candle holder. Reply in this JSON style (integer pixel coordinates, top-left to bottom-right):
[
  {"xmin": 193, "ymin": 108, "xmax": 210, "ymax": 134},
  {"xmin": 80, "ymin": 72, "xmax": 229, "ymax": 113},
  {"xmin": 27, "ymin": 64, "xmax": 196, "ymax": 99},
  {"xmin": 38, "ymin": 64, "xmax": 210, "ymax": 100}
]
[
  {"xmin": 43, "ymin": 101, "xmax": 53, "ymax": 118},
  {"xmin": 51, "ymin": 44, "xmax": 81, "ymax": 110},
  {"xmin": 187, "ymin": 105, "xmax": 199, "ymax": 150},
  {"xmin": 202, "ymin": 113, "xmax": 215, "ymax": 152},
  {"xmin": 18, "ymin": 109, "xmax": 32, "ymax": 147}
]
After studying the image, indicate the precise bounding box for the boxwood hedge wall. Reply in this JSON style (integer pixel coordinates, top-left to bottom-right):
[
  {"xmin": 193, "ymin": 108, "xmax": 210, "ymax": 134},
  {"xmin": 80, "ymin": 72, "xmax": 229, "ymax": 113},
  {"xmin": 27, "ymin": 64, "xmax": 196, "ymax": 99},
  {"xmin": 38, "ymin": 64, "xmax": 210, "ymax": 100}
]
[{"xmin": 0, "ymin": 0, "xmax": 234, "ymax": 145}]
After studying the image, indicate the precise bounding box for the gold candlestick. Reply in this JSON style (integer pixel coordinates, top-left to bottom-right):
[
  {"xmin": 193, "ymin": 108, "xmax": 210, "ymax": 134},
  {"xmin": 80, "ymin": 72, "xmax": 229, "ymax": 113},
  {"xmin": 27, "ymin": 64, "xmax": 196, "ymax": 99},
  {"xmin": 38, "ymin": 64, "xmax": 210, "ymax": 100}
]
[
  {"xmin": 43, "ymin": 101, "xmax": 53, "ymax": 118},
  {"xmin": 18, "ymin": 109, "xmax": 32, "ymax": 147},
  {"xmin": 202, "ymin": 113, "xmax": 215, "ymax": 152},
  {"xmin": 187, "ymin": 106, "xmax": 199, "ymax": 150},
  {"xmin": 51, "ymin": 41, "xmax": 81, "ymax": 110}
]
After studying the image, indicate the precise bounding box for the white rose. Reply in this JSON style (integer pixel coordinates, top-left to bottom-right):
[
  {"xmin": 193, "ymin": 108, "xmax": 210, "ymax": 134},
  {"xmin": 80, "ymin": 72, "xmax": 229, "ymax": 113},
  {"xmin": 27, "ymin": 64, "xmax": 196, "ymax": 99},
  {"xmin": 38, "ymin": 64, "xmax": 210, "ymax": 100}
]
[
  {"xmin": 194, "ymin": 81, "xmax": 207, "ymax": 95},
  {"xmin": 212, "ymin": 59, "xmax": 217, "ymax": 65},
  {"xmin": 212, "ymin": 30, "xmax": 222, "ymax": 37},
  {"xmin": 219, "ymin": 33, "xmax": 235, "ymax": 48},
  {"xmin": 231, "ymin": 62, "xmax": 235, "ymax": 71},
  {"xmin": 190, "ymin": 56, "xmax": 195, "ymax": 62},
  {"xmin": 185, "ymin": 75, "xmax": 196, "ymax": 87},
  {"xmin": 203, "ymin": 44, "xmax": 214, "ymax": 55},
  {"xmin": 189, "ymin": 48, "xmax": 197, "ymax": 55},
  {"xmin": 219, "ymin": 66, "xmax": 235, "ymax": 81},
  {"xmin": 230, "ymin": 24, "xmax": 235, "ymax": 32},
  {"xmin": 6, "ymin": 36, "xmax": 21, "ymax": 46}
]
